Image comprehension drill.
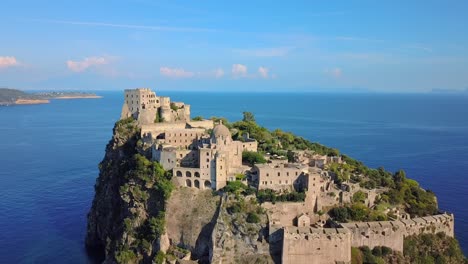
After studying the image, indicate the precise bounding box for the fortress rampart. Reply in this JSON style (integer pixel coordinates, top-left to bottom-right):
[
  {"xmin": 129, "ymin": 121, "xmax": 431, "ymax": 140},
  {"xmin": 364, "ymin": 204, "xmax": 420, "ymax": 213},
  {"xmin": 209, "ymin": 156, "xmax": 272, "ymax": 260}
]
[
  {"xmin": 340, "ymin": 213, "xmax": 454, "ymax": 252},
  {"xmin": 282, "ymin": 227, "xmax": 351, "ymax": 264},
  {"xmin": 281, "ymin": 213, "xmax": 454, "ymax": 264}
]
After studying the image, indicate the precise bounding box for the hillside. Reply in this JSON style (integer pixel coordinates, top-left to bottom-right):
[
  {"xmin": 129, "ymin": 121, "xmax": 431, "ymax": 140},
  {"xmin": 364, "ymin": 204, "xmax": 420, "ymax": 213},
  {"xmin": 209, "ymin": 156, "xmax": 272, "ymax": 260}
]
[
  {"xmin": 0, "ymin": 88, "xmax": 42, "ymax": 104},
  {"xmin": 0, "ymin": 88, "xmax": 100, "ymax": 105}
]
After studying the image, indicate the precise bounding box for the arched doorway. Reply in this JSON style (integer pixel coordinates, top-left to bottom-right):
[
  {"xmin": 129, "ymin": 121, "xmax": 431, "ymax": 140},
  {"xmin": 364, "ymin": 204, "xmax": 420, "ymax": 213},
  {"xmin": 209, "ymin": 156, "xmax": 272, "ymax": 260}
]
[
  {"xmin": 194, "ymin": 179, "xmax": 200, "ymax": 189},
  {"xmin": 185, "ymin": 179, "xmax": 192, "ymax": 187},
  {"xmin": 204, "ymin": 180, "xmax": 211, "ymax": 189}
]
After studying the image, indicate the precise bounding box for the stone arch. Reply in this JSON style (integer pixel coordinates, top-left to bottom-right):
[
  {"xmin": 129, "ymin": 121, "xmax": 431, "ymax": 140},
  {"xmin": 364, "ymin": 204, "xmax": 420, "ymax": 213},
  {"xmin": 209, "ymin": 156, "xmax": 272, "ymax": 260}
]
[
  {"xmin": 195, "ymin": 172, "xmax": 200, "ymax": 178},
  {"xmin": 176, "ymin": 171, "xmax": 182, "ymax": 177},
  {"xmin": 186, "ymin": 171, "xmax": 192, "ymax": 177},
  {"xmin": 186, "ymin": 179, "xmax": 192, "ymax": 187},
  {"xmin": 194, "ymin": 179, "xmax": 200, "ymax": 189},
  {"xmin": 204, "ymin": 180, "xmax": 211, "ymax": 189}
]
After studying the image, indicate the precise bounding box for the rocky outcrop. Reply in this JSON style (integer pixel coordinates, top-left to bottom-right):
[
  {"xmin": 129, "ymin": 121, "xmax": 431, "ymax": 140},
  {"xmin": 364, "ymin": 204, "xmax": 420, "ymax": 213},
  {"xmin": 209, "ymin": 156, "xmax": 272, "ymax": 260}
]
[
  {"xmin": 164, "ymin": 187, "xmax": 220, "ymax": 263},
  {"xmin": 210, "ymin": 195, "xmax": 276, "ymax": 264}
]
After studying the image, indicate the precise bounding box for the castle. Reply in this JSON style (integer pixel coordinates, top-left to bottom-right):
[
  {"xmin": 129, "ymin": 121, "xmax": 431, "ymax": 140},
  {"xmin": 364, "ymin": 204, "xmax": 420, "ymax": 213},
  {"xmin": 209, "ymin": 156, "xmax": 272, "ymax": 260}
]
[
  {"xmin": 122, "ymin": 88, "xmax": 258, "ymax": 190},
  {"xmin": 120, "ymin": 88, "xmax": 456, "ymax": 264}
]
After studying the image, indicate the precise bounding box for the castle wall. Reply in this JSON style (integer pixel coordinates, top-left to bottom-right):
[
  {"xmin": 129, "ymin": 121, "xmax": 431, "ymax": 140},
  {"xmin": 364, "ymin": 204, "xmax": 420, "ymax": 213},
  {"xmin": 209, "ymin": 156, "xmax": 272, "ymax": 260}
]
[
  {"xmin": 240, "ymin": 140, "xmax": 258, "ymax": 152},
  {"xmin": 282, "ymin": 227, "xmax": 351, "ymax": 264},
  {"xmin": 340, "ymin": 213, "xmax": 454, "ymax": 252},
  {"xmin": 141, "ymin": 122, "xmax": 187, "ymax": 136},
  {"xmin": 187, "ymin": 120, "xmax": 214, "ymax": 130}
]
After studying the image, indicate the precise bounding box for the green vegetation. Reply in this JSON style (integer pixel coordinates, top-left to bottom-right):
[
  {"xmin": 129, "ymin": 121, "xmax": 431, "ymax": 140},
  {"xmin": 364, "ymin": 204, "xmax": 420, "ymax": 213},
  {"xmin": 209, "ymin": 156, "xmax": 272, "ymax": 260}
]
[
  {"xmin": 382, "ymin": 170, "xmax": 438, "ymax": 217},
  {"xmin": 115, "ymin": 117, "xmax": 138, "ymax": 137},
  {"xmin": 404, "ymin": 232, "xmax": 467, "ymax": 264},
  {"xmin": 154, "ymin": 111, "xmax": 163, "ymax": 123},
  {"xmin": 350, "ymin": 234, "xmax": 468, "ymax": 264},
  {"xmin": 154, "ymin": 251, "xmax": 166, "ymax": 264},
  {"xmin": 242, "ymin": 151, "xmax": 267, "ymax": 166},
  {"xmin": 353, "ymin": 246, "xmax": 388, "ymax": 264},
  {"xmin": 115, "ymin": 248, "xmax": 137, "ymax": 264},
  {"xmin": 116, "ymin": 153, "xmax": 174, "ymax": 258},
  {"xmin": 246, "ymin": 212, "xmax": 260, "ymax": 223},
  {"xmin": 328, "ymin": 161, "xmax": 437, "ymax": 217},
  {"xmin": 257, "ymin": 189, "xmax": 306, "ymax": 203},
  {"xmin": 170, "ymin": 102, "xmax": 179, "ymax": 111},
  {"xmin": 242, "ymin": 111, "xmax": 256, "ymax": 122},
  {"xmin": 191, "ymin": 116, "xmax": 203, "ymax": 121},
  {"xmin": 329, "ymin": 203, "xmax": 388, "ymax": 222},
  {"xmin": 223, "ymin": 180, "xmax": 256, "ymax": 196}
]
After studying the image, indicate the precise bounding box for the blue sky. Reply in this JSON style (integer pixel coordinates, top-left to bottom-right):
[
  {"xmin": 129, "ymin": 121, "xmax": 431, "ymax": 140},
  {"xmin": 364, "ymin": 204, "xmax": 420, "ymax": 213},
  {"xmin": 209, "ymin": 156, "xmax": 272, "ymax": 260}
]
[{"xmin": 1, "ymin": 0, "xmax": 468, "ymax": 92}]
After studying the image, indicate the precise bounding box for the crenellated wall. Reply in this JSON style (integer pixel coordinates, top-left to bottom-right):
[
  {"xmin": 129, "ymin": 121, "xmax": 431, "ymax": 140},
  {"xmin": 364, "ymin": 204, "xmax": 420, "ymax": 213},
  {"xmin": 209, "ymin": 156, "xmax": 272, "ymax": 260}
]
[
  {"xmin": 282, "ymin": 227, "xmax": 351, "ymax": 264},
  {"xmin": 340, "ymin": 213, "xmax": 454, "ymax": 252}
]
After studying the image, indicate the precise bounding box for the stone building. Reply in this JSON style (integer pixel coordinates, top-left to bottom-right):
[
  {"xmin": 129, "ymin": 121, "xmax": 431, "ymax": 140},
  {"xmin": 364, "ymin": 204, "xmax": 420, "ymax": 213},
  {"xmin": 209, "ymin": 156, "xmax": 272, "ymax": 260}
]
[
  {"xmin": 254, "ymin": 163, "xmax": 308, "ymax": 191},
  {"xmin": 292, "ymin": 150, "xmax": 342, "ymax": 169},
  {"xmin": 121, "ymin": 88, "xmax": 190, "ymax": 124},
  {"xmin": 169, "ymin": 122, "xmax": 257, "ymax": 190}
]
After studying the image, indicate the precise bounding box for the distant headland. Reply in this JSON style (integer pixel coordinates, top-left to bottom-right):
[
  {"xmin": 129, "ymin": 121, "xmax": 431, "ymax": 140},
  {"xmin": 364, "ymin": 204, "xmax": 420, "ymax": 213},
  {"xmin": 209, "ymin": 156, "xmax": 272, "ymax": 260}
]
[{"xmin": 0, "ymin": 88, "xmax": 102, "ymax": 106}]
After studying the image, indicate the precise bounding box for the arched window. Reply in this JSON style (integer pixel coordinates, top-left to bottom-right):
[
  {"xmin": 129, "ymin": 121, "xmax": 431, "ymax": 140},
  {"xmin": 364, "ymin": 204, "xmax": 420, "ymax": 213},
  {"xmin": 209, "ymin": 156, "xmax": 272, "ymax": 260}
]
[
  {"xmin": 176, "ymin": 171, "xmax": 182, "ymax": 177},
  {"xmin": 185, "ymin": 179, "xmax": 192, "ymax": 187},
  {"xmin": 194, "ymin": 180, "xmax": 200, "ymax": 189},
  {"xmin": 186, "ymin": 171, "xmax": 192, "ymax": 177},
  {"xmin": 195, "ymin": 172, "xmax": 200, "ymax": 178}
]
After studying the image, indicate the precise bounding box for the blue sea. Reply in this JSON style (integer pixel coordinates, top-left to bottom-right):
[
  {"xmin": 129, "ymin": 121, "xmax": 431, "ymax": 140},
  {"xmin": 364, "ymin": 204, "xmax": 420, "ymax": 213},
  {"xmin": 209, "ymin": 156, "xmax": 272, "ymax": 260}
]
[{"xmin": 0, "ymin": 91, "xmax": 467, "ymax": 263}]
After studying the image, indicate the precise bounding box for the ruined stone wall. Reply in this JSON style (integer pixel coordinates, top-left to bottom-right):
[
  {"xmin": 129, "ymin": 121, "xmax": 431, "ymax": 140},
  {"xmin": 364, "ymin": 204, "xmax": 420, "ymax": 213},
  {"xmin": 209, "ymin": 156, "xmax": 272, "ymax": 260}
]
[
  {"xmin": 187, "ymin": 120, "xmax": 214, "ymax": 130},
  {"xmin": 141, "ymin": 122, "xmax": 187, "ymax": 136},
  {"xmin": 282, "ymin": 227, "xmax": 351, "ymax": 264},
  {"xmin": 240, "ymin": 140, "xmax": 258, "ymax": 152},
  {"xmin": 340, "ymin": 213, "xmax": 454, "ymax": 252}
]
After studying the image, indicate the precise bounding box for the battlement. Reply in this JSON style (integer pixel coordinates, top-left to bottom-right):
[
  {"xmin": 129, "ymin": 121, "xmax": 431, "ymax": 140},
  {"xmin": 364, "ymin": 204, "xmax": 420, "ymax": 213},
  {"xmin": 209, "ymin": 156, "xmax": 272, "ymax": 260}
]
[
  {"xmin": 282, "ymin": 227, "xmax": 351, "ymax": 264},
  {"xmin": 340, "ymin": 213, "xmax": 454, "ymax": 252}
]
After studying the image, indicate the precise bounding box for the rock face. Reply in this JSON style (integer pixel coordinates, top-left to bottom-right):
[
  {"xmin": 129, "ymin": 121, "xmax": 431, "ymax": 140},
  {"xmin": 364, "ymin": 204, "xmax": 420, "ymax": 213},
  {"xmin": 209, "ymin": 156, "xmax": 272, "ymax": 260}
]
[{"xmin": 85, "ymin": 118, "xmax": 141, "ymax": 262}]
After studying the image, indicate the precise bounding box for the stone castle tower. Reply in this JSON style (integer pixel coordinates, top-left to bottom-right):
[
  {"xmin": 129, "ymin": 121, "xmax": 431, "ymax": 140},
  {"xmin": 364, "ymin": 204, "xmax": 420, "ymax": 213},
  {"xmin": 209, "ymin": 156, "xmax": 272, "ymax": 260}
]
[{"xmin": 121, "ymin": 88, "xmax": 190, "ymax": 124}]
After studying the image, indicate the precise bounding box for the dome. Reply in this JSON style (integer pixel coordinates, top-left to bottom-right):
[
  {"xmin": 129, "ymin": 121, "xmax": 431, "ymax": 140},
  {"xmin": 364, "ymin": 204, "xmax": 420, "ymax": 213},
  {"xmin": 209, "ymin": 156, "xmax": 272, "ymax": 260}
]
[{"xmin": 211, "ymin": 123, "xmax": 231, "ymax": 138}]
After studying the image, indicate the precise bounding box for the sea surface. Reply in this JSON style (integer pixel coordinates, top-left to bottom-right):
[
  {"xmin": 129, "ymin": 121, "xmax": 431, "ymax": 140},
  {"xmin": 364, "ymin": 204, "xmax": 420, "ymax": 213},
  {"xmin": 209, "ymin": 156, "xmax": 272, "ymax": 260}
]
[{"xmin": 0, "ymin": 91, "xmax": 467, "ymax": 263}]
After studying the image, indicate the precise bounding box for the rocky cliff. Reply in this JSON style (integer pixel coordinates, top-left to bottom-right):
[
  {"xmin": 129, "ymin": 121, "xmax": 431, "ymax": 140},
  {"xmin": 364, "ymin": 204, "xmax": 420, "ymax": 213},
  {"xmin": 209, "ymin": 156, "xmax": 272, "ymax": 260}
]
[{"xmin": 86, "ymin": 118, "xmax": 277, "ymax": 263}]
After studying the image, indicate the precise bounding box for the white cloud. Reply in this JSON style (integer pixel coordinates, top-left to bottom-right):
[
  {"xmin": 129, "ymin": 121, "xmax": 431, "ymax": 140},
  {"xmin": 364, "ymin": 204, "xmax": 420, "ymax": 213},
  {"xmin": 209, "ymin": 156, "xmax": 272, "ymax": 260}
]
[
  {"xmin": 160, "ymin": 67, "xmax": 195, "ymax": 78},
  {"xmin": 232, "ymin": 64, "xmax": 247, "ymax": 77},
  {"xmin": 67, "ymin": 57, "xmax": 109, "ymax": 72},
  {"xmin": 214, "ymin": 68, "xmax": 224, "ymax": 78},
  {"xmin": 258, "ymin": 66, "xmax": 269, "ymax": 78},
  {"xmin": 0, "ymin": 56, "xmax": 20, "ymax": 69},
  {"xmin": 325, "ymin": 67, "xmax": 342, "ymax": 78}
]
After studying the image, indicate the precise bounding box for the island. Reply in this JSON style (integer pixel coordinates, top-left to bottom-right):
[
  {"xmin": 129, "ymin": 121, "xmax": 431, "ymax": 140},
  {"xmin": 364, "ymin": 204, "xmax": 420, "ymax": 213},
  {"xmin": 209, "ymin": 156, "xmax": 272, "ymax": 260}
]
[
  {"xmin": 86, "ymin": 88, "xmax": 467, "ymax": 264},
  {"xmin": 0, "ymin": 88, "xmax": 101, "ymax": 106}
]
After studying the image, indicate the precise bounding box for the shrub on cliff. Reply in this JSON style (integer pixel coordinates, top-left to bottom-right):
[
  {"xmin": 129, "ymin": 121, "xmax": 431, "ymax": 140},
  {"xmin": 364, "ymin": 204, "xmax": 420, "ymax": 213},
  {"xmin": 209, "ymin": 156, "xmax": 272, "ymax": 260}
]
[
  {"xmin": 242, "ymin": 151, "xmax": 266, "ymax": 166},
  {"xmin": 246, "ymin": 212, "xmax": 260, "ymax": 223},
  {"xmin": 404, "ymin": 233, "xmax": 467, "ymax": 264},
  {"xmin": 256, "ymin": 189, "xmax": 305, "ymax": 203}
]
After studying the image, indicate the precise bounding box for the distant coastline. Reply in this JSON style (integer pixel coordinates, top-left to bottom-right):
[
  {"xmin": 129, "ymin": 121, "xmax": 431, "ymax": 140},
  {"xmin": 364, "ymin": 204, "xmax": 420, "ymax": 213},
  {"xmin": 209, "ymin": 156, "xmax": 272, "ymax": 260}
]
[{"xmin": 0, "ymin": 88, "xmax": 102, "ymax": 106}]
